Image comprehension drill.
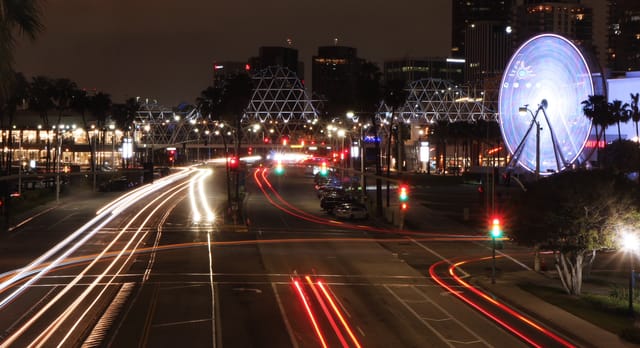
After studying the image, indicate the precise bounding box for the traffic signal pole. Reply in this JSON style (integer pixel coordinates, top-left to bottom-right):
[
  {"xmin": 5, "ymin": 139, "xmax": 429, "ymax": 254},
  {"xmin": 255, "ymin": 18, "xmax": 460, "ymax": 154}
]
[{"xmin": 492, "ymin": 236, "xmax": 496, "ymax": 284}]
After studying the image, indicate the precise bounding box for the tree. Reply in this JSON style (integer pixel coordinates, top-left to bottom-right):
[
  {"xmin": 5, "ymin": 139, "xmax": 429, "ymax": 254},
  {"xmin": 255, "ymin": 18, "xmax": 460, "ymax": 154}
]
[
  {"xmin": 196, "ymin": 86, "xmax": 223, "ymax": 120},
  {"xmin": 582, "ymin": 95, "xmax": 611, "ymax": 146},
  {"xmin": 609, "ymin": 99, "xmax": 631, "ymax": 141},
  {"xmin": 2, "ymin": 71, "xmax": 28, "ymax": 173},
  {"xmin": 512, "ymin": 170, "xmax": 640, "ymax": 295},
  {"xmin": 28, "ymin": 75, "xmax": 54, "ymax": 170},
  {"xmin": 0, "ymin": 0, "xmax": 44, "ymax": 105},
  {"xmin": 88, "ymin": 92, "xmax": 112, "ymax": 168},
  {"xmin": 215, "ymin": 73, "xmax": 253, "ymax": 223},
  {"xmin": 52, "ymin": 78, "xmax": 78, "ymax": 126},
  {"xmin": 382, "ymin": 79, "xmax": 408, "ymax": 206},
  {"xmin": 599, "ymin": 139, "xmax": 640, "ymax": 174},
  {"xmin": 355, "ymin": 61, "xmax": 383, "ymax": 216},
  {"xmin": 630, "ymin": 93, "xmax": 639, "ymax": 143}
]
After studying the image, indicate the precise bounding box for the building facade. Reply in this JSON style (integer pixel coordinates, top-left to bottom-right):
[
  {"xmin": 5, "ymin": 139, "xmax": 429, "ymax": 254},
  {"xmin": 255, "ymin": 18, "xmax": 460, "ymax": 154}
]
[
  {"xmin": 383, "ymin": 58, "xmax": 465, "ymax": 86},
  {"xmin": 608, "ymin": 0, "xmax": 640, "ymax": 74},
  {"xmin": 249, "ymin": 46, "xmax": 304, "ymax": 80},
  {"xmin": 311, "ymin": 46, "xmax": 364, "ymax": 118}
]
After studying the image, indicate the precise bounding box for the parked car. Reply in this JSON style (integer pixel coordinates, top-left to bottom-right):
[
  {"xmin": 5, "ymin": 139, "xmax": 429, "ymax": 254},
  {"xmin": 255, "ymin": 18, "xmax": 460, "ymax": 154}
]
[
  {"xmin": 99, "ymin": 176, "xmax": 135, "ymax": 192},
  {"xmin": 320, "ymin": 193, "xmax": 350, "ymax": 212},
  {"xmin": 333, "ymin": 203, "xmax": 368, "ymax": 220}
]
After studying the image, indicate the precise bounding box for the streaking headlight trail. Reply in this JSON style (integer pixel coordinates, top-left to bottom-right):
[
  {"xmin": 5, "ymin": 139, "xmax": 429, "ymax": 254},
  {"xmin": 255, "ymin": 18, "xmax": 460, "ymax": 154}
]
[{"xmin": 189, "ymin": 168, "xmax": 215, "ymax": 224}]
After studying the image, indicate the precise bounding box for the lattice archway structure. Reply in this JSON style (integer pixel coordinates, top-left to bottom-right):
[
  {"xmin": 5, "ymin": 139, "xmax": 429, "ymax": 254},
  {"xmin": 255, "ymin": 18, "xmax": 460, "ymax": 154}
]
[
  {"xmin": 243, "ymin": 66, "xmax": 322, "ymax": 141},
  {"xmin": 394, "ymin": 78, "xmax": 498, "ymax": 123}
]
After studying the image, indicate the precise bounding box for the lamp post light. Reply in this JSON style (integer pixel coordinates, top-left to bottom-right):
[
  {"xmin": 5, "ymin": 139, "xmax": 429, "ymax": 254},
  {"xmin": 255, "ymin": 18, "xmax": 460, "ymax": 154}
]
[
  {"xmin": 109, "ymin": 123, "xmax": 116, "ymax": 169},
  {"xmin": 518, "ymin": 105, "xmax": 541, "ymax": 180},
  {"xmin": 621, "ymin": 231, "xmax": 639, "ymax": 317}
]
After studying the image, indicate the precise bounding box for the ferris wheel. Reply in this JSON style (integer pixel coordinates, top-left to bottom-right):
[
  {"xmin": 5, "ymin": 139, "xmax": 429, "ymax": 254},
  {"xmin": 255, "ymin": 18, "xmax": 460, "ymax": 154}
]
[{"xmin": 499, "ymin": 34, "xmax": 600, "ymax": 177}]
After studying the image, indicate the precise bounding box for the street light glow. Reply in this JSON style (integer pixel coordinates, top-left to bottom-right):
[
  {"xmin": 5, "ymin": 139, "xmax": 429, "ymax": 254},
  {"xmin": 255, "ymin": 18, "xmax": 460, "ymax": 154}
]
[{"xmin": 621, "ymin": 231, "xmax": 640, "ymax": 252}]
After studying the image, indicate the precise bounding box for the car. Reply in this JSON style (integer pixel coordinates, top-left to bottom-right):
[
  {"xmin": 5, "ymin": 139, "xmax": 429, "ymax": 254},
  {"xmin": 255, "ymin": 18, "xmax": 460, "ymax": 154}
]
[
  {"xmin": 320, "ymin": 193, "xmax": 350, "ymax": 211},
  {"xmin": 333, "ymin": 203, "xmax": 368, "ymax": 220},
  {"xmin": 98, "ymin": 176, "xmax": 134, "ymax": 192}
]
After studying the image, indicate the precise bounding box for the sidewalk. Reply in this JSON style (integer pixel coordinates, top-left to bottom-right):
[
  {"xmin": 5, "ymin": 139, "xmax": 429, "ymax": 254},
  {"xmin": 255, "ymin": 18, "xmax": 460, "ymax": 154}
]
[{"xmin": 400, "ymin": 199, "xmax": 637, "ymax": 347}]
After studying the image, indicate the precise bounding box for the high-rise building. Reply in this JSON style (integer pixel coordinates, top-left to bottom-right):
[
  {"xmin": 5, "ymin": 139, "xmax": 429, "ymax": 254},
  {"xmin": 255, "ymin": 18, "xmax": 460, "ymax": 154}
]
[
  {"xmin": 513, "ymin": 1, "xmax": 594, "ymax": 48},
  {"xmin": 608, "ymin": 0, "xmax": 640, "ymax": 74},
  {"xmin": 312, "ymin": 46, "xmax": 363, "ymax": 117},
  {"xmin": 465, "ymin": 21, "xmax": 514, "ymax": 83},
  {"xmin": 451, "ymin": 1, "xmax": 514, "ymax": 86},
  {"xmin": 249, "ymin": 46, "xmax": 304, "ymax": 80},
  {"xmin": 451, "ymin": 0, "xmax": 513, "ymax": 58},
  {"xmin": 211, "ymin": 61, "xmax": 250, "ymax": 88},
  {"xmin": 383, "ymin": 58, "xmax": 465, "ymax": 86}
]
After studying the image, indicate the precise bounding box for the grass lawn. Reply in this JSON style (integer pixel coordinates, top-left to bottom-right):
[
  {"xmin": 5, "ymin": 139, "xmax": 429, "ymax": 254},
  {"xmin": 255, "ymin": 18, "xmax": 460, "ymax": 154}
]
[{"xmin": 520, "ymin": 283, "xmax": 640, "ymax": 343}]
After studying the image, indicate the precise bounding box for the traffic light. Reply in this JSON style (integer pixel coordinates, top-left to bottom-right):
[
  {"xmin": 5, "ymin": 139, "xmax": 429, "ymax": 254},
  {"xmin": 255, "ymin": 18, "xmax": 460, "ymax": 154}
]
[
  {"xmin": 167, "ymin": 148, "xmax": 176, "ymax": 163},
  {"xmin": 398, "ymin": 184, "xmax": 409, "ymax": 202},
  {"xmin": 320, "ymin": 161, "xmax": 328, "ymax": 176},
  {"xmin": 275, "ymin": 160, "xmax": 284, "ymax": 175},
  {"xmin": 490, "ymin": 217, "xmax": 503, "ymax": 238},
  {"xmin": 400, "ymin": 202, "xmax": 408, "ymax": 211},
  {"xmin": 228, "ymin": 156, "xmax": 239, "ymax": 171}
]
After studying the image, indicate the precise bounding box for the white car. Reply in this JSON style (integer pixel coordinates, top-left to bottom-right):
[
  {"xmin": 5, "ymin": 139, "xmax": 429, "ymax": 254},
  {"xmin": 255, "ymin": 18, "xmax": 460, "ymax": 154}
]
[{"xmin": 333, "ymin": 203, "xmax": 368, "ymax": 220}]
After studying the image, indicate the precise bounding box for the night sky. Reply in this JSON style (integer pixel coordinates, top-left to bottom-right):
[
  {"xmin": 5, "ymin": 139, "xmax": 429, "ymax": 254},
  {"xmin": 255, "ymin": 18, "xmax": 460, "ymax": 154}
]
[{"xmin": 14, "ymin": 0, "xmax": 451, "ymax": 106}]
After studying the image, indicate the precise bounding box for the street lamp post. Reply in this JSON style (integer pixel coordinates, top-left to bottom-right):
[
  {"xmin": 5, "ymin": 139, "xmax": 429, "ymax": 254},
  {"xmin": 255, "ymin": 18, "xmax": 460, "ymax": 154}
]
[
  {"xmin": 518, "ymin": 105, "xmax": 543, "ymax": 180},
  {"xmin": 622, "ymin": 231, "xmax": 639, "ymax": 317}
]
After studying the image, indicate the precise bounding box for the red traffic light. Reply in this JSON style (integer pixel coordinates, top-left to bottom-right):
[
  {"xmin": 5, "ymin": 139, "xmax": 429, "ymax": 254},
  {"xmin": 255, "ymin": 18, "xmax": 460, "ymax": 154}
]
[
  {"xmin": 228, "ymin": 156, "xmax": 239, "ymax": 170},
  {"xmin": 400, "ymin": 202, "xmax": 408, "ymax": 211}
]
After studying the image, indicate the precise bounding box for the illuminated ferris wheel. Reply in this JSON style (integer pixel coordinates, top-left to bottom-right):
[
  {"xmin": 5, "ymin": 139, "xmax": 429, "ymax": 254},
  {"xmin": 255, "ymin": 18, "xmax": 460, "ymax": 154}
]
[{"xmin": 499, "ymin": 34, "xmax": 602, "ymax": 176}]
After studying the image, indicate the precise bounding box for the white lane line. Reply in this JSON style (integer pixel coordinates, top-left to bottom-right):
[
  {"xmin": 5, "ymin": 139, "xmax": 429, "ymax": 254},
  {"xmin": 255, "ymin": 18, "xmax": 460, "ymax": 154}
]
[
  {"xmin": 473, "ymin": 241, "xmax": 532, "ymax": 271},
  {"xmin": 385, "ymin": 285, "xmax": 456, "ymax": 348},
  {"xmin": 207, "ymin": 231, "xmax": 217, "ymax": 348},
  {"xmin": 408, "ymin": 237, "xmax": 471, "ymax": 277},
  {"xmin": 272, "ymin": 283, "xmax": 300, "ymax": 348},
  {"xmin": 408, "ymin": 286, "xmax": 491, "ymax": 347}
]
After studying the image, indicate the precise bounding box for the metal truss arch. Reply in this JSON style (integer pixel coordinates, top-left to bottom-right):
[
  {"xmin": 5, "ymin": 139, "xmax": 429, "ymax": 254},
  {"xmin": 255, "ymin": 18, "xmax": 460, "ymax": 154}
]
[
  {"xmin": 395, "ymin": 78, "xmax": 498, "ymax": 124},
  {"xmin": 243, "ymin": 66, "xmax": 322, "ymax": 139}
]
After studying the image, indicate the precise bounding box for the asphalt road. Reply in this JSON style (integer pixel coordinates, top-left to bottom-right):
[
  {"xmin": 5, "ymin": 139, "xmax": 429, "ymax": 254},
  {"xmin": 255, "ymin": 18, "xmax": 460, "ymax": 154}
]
[{"xmin": 0, "ymin": 164, "xmax": 577, "ymax": 347}]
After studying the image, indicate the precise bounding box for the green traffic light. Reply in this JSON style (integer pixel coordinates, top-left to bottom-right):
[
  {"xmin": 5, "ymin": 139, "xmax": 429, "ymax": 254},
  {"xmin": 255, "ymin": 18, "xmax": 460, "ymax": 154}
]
[
  {"xmin": 490, "ymin": 218, "xmax": 502, "ymax": 238},
  {"xmin": 399, "ymin": 185, "xmax": 408, "ymax": 202}
]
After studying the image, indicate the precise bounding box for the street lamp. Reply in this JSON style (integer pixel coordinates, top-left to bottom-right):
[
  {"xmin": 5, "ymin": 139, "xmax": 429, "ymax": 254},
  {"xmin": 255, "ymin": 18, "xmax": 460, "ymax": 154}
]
[
  {"xmin": 621, "ymin": 231, "xmax": 639, "ymax": 317},
  {"xmin": 518, "ymin": 101, "xmax": 546, "ymax": 180}
]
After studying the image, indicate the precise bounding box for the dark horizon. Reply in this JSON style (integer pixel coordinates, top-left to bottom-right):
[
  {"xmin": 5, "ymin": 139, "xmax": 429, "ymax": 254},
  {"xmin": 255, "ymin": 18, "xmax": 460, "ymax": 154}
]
[{"xmin": 14, "ymin": 0, "xmax": 451, "ymax": 106}]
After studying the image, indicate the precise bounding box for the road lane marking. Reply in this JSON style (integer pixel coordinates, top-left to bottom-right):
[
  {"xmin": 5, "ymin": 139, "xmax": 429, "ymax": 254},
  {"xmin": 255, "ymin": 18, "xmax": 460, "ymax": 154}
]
[
  {"xmin": 385, "ymin": 285, "xmax": 455, "ymax": 348},
  {"xmin": 207, "ymin": 231, "xmax": 217, "ymax": 348},
  {"xmin": 408, "ymin": 237, "xmax": 471, "ymax": 277},
  {"xmin": 272, "ymin": 283, "xmax": 299, "ymax": 348}
]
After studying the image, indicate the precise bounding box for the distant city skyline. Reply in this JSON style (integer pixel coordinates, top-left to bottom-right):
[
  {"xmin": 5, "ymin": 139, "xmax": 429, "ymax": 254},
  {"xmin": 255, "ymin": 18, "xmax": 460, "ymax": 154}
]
[{"xmin": 14, "ymin": 0, "xmax": 450, "ymax": 106}]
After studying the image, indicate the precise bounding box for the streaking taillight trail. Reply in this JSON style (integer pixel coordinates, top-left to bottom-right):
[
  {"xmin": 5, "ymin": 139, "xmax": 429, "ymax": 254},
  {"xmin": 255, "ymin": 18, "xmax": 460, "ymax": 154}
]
[{"xmin": 292, "ymin": 275, "xmax": 362, "ymax": 348}]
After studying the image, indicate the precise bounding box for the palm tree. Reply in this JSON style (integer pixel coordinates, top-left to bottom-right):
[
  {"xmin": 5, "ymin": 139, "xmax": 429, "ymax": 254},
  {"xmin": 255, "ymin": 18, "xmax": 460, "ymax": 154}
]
[
  {"xmin": 88, "ymin": 92, "xmax": 112, "ymax": 168},
  {"xmin": 3, "ymin": 71, "xmax": 28, "ymax": 173},
  {"xmin": 217, "ymin": 74, "xmax": 253, "ymax": 222},
  {"xmin": 582, "ymin": 95, "xmax": 610, "ymax": 146},
  {"xmin": 196, "ymin": 86, "xmax": 223, "ymax": 120},
  {"xmin": 71, "ymin": 88, "xmax": 98, "ymax": 187},
  {"xmin": 609, "ymin": 99, "xmax": 630, "ymax": 141},
  {"xmin": 0, "ymin": 0, "xmax": 44, "ymax": 100},
  {"xmin": 52, "ymin": 78, "xmax": 78, "ymax": 126},
  {"xmin": 630, "ymin": 93, "xmax": 640, "ymax": 143},
  {"xmin": 28, "ymin": 75, "xmax": 54, "ymax": 170},
  {"xmin": 382, "ymin": 79, "xmax": 408, "ymax": 207},
  {"xmin": 356, "ymin": 61, "xmax": 383, "ymax": 216}
]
